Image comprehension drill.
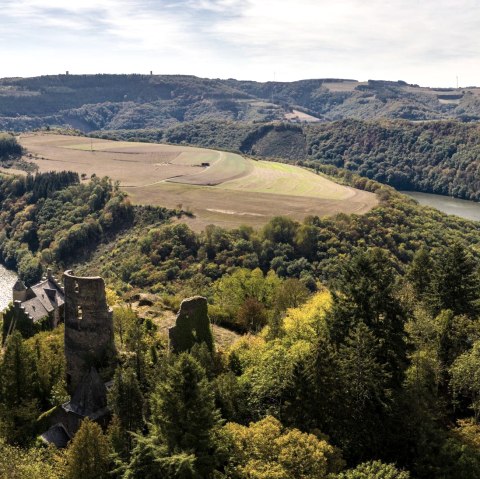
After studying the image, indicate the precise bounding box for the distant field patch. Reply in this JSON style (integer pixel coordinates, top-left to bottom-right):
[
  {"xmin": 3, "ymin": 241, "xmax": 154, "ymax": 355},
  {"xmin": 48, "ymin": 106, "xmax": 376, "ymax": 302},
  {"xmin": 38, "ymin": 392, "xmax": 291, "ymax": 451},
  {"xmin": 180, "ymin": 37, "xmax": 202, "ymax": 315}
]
[
  {"xmin": 284, "ymin": 110, "xmax": 321, "ymax": 123},
  {"xmin": 220, "ymin": 160, "xmax": 353, "ymax": 199},
  {"xmin": 19, "ymin": 133, "xmax": 378, "ymax": 231}
]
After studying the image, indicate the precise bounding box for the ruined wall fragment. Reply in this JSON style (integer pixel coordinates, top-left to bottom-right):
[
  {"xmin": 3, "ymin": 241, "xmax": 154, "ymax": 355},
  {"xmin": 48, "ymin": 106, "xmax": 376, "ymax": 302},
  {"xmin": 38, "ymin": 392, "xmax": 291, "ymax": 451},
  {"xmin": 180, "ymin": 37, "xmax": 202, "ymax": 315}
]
[
  {"xmin": 169, "ymin": 296, "xmax": 214, "ymax": 353},
  {"xmin": 63, "ymin": 270, "xmax": 115, "ymax": 395}
]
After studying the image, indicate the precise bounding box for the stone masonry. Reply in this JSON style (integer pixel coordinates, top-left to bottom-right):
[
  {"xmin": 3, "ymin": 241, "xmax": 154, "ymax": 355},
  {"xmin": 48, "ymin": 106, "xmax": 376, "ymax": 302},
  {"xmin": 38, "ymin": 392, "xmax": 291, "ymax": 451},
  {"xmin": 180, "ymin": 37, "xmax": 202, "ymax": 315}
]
[
  {"xmin": 168, "ymin": 296, "xmax": 214, "ymax": 353},
  {"xmin": 63, "ymin": 270, "xmax": 115, "ymax": 396}
]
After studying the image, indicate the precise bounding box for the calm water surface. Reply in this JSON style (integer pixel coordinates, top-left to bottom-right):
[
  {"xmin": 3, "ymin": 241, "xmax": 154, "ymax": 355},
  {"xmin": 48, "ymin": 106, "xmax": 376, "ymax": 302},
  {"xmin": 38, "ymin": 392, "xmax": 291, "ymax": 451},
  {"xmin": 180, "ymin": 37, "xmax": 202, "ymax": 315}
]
[
  {"xmin": 402, "ymin": 191, "xmax": 480, "ymax": 222},
  {"xmin": 0, "ymin": 264, "xmax": 17, "ymax": 311}
]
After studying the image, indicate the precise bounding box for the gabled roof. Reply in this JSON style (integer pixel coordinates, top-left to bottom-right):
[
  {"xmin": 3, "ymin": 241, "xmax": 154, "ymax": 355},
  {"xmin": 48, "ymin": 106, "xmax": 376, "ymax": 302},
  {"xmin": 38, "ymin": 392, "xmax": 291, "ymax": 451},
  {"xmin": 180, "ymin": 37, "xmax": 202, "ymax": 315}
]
[
  {"xmin": 22, "ymin": 297, "xmax": 49, "ymax": 322},
  {"xmin": 13, "ymin": 279, "xmax": 26, "ymax": 291},
  {"xmin": 30, "ymin": 279, "xmax": 65, "ymax": 311},
  {"xmin": 40, "ymin": 423, "xmax": 71, "ymax": 448},
  {"xmin": 21, "ymin": 278, "xmax": 65, "ymax": 322}
]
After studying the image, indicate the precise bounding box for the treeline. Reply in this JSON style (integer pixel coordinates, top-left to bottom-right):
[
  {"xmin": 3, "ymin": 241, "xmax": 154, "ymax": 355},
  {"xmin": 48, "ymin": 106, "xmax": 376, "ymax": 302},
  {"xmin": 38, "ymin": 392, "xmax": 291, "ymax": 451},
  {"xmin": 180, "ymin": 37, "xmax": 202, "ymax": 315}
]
[
  {"xmin": 3, "ymin": 171, "xmax": 79, "ymax": 202},
  {"xmin": 0, "ymin": 133, "xmax": 22, "ymax": 158},
  {"xmin": 0, "ymin": 172, "xmax": 138, "ymax": 285},
  {"xmin": 98, "ymin": 119, "xmax": 480, "ymax": 200}
]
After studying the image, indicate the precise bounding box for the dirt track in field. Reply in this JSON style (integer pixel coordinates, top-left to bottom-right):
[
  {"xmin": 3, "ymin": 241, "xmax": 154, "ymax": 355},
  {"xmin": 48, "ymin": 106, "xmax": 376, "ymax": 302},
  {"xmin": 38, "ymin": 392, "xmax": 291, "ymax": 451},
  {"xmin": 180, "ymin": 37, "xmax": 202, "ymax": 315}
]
[{"xmin": 18, "ymin": 133, "xmax": 378, "ymax": 231}]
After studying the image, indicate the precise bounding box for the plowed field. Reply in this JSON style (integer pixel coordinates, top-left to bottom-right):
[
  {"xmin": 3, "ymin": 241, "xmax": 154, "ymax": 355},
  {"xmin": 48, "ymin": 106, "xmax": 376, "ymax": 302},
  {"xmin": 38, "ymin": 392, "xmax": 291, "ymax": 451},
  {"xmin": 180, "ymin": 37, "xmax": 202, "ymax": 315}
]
[{"xmin": 17, "ymin": 133, "xmax": 378, "ymax": 231}]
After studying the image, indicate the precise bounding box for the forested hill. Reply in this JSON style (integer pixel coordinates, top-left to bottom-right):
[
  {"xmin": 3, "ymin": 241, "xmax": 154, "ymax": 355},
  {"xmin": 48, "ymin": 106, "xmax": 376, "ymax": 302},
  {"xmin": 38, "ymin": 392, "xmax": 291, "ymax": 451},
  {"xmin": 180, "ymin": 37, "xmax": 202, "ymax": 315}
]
[
  {"xmin": 99, "ymin": 119, "xmax": 480, "ymax": 202},
  {"xmin": 2, "ymin": 74, "xmax": 480, "ymax": 131}
]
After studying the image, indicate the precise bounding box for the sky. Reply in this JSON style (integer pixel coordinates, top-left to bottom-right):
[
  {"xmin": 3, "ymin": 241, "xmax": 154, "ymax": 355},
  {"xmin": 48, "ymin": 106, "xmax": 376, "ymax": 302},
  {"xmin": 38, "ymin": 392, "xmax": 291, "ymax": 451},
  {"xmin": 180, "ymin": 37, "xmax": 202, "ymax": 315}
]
[{"xmin": 1, "ymin": 0, "xmax": 479, "ymax": 87}]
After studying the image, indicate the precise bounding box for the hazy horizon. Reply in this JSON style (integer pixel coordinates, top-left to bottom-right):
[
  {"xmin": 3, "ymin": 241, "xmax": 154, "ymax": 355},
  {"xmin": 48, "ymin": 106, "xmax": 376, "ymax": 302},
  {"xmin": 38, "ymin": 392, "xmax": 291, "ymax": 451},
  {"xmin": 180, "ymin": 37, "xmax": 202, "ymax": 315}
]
[
  {"xmin": 2, "ymin": 0, "xmax": 479, "ymax": 88},
  {"xmin": 1, "ymin": 72, "xmax": 475, "ymax": 90}
]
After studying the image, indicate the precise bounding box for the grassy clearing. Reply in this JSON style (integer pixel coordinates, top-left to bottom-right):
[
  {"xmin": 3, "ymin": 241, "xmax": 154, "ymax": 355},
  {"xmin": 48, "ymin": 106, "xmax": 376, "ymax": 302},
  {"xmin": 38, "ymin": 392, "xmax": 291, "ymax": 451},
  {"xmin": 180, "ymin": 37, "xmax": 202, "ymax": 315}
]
[{"xmin": 220, "ymin": 160, "xmax": 354, "ymax": 199}]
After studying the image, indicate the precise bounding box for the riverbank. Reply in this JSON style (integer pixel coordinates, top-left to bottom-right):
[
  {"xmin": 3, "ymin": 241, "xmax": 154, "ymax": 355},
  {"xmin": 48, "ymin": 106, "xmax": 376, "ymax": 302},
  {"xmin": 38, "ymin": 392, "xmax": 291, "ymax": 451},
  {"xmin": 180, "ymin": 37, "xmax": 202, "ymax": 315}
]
[
  {"xmin": 401, "ymin": 191, "xmax": 480, "ymax": 222},
  {"xmin": 0, "ymin": 265, "xmax": 17, "ymax": 311}
]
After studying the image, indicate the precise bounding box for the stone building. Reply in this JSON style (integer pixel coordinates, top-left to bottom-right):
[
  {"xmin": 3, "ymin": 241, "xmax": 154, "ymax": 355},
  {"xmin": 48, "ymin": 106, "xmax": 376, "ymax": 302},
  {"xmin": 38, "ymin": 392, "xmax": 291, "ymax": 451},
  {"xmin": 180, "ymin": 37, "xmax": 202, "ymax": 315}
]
[
  {"xmin": 2, "ymin": 269, "xmax": 64, "ymax": 341},
  {"xmin": 63, "ymin": 270, "xmax": 115, "ymax": 395},
  {"xmin": 40, "ymin": 270, "xmax": 116, "ymax": 447}
]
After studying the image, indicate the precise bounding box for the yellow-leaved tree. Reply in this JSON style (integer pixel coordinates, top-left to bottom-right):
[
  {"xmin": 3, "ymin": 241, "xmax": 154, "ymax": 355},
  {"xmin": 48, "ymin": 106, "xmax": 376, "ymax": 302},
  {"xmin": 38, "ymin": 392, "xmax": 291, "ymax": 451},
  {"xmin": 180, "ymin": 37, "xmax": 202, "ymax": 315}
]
[{"xmin": 221, "ymin": 416, "xmax": 344, "ymax": 479}]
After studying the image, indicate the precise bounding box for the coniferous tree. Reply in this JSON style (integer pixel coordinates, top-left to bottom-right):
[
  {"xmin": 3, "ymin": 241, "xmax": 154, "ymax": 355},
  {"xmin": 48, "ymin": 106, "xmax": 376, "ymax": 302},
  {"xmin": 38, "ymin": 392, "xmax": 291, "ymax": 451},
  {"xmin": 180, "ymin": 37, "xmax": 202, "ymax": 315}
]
[
  {"xmin": 0, "ymin": 331, "xmax": 38, "ymax": 444},
  {"xmin": 329, "ymin": 248, "xmax": 407, "ymax": 388},
  {"xmin": 430, "ymin": 242, "xmax": 480, "ymax": 318},
  {"xmin": 335, "ymin": 323, "xmax": 391, "ymax": 461},
  {"xmin": 406, "ymin": 246, "xmax": 434, "ymax": 302},
  {"xmin": 126, "ymin": 353, "xmax": 222, "ymax": 478},
  {"xmin": 307, "ymin": 335, "xmax": 338, "ymax": 433},
  {"xmin": 65, "ymin": 418, "xmax": 111, "ymax": 479},
  {"xmin": 109, "ymin": 366, "xmax": 144, "ymax": 451}
]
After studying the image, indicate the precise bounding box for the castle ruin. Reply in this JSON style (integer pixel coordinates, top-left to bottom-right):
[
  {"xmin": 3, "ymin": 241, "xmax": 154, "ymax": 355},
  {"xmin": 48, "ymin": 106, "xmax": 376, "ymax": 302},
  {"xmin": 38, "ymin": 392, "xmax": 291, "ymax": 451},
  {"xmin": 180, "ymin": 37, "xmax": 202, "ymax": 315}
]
[
  {"xmin": 63, "ymin": 270, "xmax": 115, "ymax": 395},
  {"xmin": 169, "ymin": 296, "xmax": 214, "ymax": 353},
  {"xmin": 41, "ymin": 270, "xmax": 116, "ymax": 447}
]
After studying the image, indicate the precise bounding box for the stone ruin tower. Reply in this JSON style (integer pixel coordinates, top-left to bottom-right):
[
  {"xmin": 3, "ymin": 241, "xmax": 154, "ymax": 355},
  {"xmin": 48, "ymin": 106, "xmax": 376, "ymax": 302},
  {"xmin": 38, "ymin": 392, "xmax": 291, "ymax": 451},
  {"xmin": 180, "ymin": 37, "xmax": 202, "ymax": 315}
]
[
  {"xmin": 63, "ymin": 270, "xmax": 115, "ymax": 396},
  {"xmin": 169, "ymin": 296, "xmax": 214, "ymax": 353}
]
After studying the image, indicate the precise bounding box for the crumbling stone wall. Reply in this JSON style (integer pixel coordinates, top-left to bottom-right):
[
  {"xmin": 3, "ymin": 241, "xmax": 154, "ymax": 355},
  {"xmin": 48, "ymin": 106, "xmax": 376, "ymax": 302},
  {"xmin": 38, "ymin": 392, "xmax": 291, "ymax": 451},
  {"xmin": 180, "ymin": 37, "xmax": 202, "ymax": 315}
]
[
  {"xmin": 63, "ymin": 270, "xmax": 115, "ymax": 395},
  {"xmin": 169, "ymin": 296, "xmax": 214, "ymax": 353},
  {"xmin": 1, "ymin": 302, "xmax": 34, "ymax": 343}
]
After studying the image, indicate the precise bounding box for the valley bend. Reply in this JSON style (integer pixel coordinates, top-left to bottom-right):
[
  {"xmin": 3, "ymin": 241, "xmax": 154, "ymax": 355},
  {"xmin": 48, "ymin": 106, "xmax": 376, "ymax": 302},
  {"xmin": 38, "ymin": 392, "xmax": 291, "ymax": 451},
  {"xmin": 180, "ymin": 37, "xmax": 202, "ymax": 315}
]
[{"xmin": 1, "ymin": 1, "xmax": 480, "ymax": 478}]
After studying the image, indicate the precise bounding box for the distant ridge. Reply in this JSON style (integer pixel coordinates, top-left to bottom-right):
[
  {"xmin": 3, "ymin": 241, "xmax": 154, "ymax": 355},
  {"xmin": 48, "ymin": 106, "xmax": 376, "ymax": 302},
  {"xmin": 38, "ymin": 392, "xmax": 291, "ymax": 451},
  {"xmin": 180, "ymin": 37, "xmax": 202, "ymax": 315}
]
[{"xmin": 1, "ymin": 74, "xmax": 480, "ymax": 132}]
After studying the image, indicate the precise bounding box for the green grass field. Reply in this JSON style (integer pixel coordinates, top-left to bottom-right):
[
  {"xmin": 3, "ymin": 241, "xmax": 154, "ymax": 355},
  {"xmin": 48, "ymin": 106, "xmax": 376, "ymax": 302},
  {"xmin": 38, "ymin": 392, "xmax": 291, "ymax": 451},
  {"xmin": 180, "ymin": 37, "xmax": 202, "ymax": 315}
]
[
  {"xmin": 219, "ymin": 160, "xmax": 353, "ymax": 199},
  {"xmin": 168, "ymin": 152, "xmax": 252, "ymax": 186}
]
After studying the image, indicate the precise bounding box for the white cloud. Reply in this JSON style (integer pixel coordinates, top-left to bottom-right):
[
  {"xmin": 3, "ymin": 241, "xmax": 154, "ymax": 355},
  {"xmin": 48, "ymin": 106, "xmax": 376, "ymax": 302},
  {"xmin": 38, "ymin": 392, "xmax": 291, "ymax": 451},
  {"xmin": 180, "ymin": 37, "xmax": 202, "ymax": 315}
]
[{"xmin": 0, "ymin": 0, "xmax": 479, "ymax": 86}]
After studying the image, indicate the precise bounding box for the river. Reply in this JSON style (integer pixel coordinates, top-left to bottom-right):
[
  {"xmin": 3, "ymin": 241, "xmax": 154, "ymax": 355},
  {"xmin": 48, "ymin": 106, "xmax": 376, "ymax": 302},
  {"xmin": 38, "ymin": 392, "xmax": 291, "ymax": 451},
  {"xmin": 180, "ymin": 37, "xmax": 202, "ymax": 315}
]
[
  {"xmin": 0, "ymin": 264, "xmax": 17, "ymax": 312},
  {"xmin": 402, "ymin": 191, "xmax": 480, "ymax": 222}
]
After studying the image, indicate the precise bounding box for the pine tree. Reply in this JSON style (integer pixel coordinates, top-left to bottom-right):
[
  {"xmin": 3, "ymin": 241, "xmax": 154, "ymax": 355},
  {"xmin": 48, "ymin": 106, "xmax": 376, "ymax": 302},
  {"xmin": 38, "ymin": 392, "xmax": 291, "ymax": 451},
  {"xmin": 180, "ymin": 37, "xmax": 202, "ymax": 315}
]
[
  {"xmin": 126, "ymin": 353, "xmax": 222, "ymax": 478},
  {"xmin": 329, "ymin": 248, "xmax": 407, "ymax": 388},
  {"xmin": 335, "ymin": 323, "xmax": 391, "ymax": 461},
  {"xmin": 406, "ymin": 246, "xmax": 434, "ymax": 302},
  {"xmin": 306, "ymin": 335, "xmax": 339, "ymax": 433},
  {"xmin": 0, "ymin": 331, "xmax": 38, "ymax": 444},
  {"xmin": 109, "ymin": 366, "xmax": 144, "ymax": 440},
  {"xmin": 153, "ymin": 353, "xmax": 221, "ymax": 476},
  {"xmin": 430, "ymin": 242, "xmax": 480, "ymax": 317},
  {"xmin": 65, "ymin": 418, "xmax": 111, "ymax": 479}
]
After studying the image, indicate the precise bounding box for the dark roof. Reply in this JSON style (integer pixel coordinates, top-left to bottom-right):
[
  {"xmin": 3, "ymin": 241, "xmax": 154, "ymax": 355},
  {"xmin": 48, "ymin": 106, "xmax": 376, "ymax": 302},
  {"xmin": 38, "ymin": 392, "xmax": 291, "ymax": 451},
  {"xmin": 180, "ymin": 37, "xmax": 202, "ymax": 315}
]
[
  {"xmin": 30, "ymin": 279, "xmax": 65, "ymax": 310},
  {"xmin": 63, "ymin": 368, "xmax": 108, "ymax": 420},
  {"xmin": 22, "ymin": 297, "xmax": 49, "ymax": 322},
  {"xmin": 13, "ymin": 279, "xmax": 26, "ymax": 291},
  {"xmin": 40, "ymin": 423, "xmax": 71, "ymax": 448},
  {"xmin": 22, "ymin": 278, "xmax": 65, "ymax": 322}
]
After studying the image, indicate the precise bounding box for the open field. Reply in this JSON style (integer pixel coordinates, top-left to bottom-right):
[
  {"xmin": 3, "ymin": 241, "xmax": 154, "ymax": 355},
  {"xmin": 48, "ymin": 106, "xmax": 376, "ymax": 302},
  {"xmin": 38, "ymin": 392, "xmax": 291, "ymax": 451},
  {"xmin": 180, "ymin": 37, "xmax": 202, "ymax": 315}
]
[
  {"xmin": 17, "ymin": 133, "xmax": 378, "ymax": 231},
  {"xmin": 19, "ymin": 134, "xmax": 239, "ymax": 187},
  {"xmin": 284, "ymin": 110, "xmax": 322, "ymax": 122}
]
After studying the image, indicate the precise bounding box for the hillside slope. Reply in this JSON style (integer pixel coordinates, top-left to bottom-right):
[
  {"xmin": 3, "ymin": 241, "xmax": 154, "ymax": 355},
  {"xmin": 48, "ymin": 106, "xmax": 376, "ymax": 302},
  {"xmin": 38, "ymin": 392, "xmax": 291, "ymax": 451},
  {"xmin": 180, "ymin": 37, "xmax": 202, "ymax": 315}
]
[
  {"xmin": 17, "ymin": 133, "xmax": 377, "ymax": 231},
  {"xmin": 2, "ymin": 74, "xmax": 480, "ymax": 131},
  {"xmin": 102, "ymin": 119, "xmax": 480, "ymax": 202}
]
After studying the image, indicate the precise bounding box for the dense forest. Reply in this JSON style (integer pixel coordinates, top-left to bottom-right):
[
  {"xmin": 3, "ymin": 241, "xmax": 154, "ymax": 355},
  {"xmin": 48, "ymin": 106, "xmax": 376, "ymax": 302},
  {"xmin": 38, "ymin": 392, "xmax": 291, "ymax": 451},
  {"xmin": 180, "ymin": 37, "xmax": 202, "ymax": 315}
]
[
  {"xmin": 0, "ymin": 170, "xmax": 178, "ymax": 286},
  {"xmin": 2, "ymin": 74, "xmax": 480, "ymax": 132},
  {"xmin": 97, "ymin": 119, "xmax": 480, "ymax": 201},
  {"xmin": 2, "ymin": 153, "xmax": 480, "ymax": 477}
]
